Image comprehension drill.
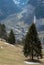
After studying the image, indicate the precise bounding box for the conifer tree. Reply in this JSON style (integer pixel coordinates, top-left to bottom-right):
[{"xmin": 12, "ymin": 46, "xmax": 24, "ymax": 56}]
[
  {"xmin": 8, "ymin": 29, "xmax": 15, "ymax": 45},
  {"xmin": 23, "ymin": 23, "xmax": 42, "ymax": 60},
  {"xmin": 1, "ymin": 24, "xmax": 7, "ymax": 39},
  {"xmin": 0, "ymin": 24, "xmax": 7, "ymax": 40}
]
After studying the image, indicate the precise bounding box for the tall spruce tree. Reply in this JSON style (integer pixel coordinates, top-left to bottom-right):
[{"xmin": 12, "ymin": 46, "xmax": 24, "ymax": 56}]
[
  {"xmin": 0, "ymin": 24, "xmax": 7, "ymax": 40},
  {"xmin": 8, "ymin": 29, "xmax": 15, "ymax": 45},
  {"xmin": 1, "ymin": 24, "xmax": 7, "ymax": 40},
  {"xmin": 23, "ymin": 23, "xmax": 42, "ymax": 60}
]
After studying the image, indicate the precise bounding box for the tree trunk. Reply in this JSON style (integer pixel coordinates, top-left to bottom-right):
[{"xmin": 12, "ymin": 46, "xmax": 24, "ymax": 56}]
[
  {"xmin": 31, "ymin": 45, "xmax": 34, "ymax": 61},
  {"xmin": 31, "ymin": 49, "xmax": 33, "ymax": 61}
]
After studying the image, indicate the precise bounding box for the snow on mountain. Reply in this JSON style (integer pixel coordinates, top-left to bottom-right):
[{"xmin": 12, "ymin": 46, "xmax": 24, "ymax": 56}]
[
  {"xmin": 13, "ymin": 0, "xmax": 28, "ymax": 7},
  {"xmin": 0, "ymin": 0, "xmax": 23, "ymax": 21},
  {"xmin": 1, "ymin": 12, "xmax": 29, "ymax": 40},
  {"xmin": 0, "ymin": 0, "xmax": 44, "ymax": 40}
]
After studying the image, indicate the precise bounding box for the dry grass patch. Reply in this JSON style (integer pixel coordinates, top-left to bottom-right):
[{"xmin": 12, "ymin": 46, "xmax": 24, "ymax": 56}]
[{"xmin": 0, "ymin": 41, "xmax": 44, "ymax": 65}]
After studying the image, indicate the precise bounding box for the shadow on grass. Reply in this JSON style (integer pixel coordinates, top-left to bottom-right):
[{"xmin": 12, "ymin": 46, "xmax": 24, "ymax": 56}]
[{"xmin": 24, "ymin": 59, "xmax": 42, "ymax": 64}]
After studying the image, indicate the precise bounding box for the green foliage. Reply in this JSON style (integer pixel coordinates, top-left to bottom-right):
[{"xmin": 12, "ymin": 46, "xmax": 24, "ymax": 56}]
[
  {"xmin": 23, "ymin": 23, "xmax": 42, "ymax": 60},
  {"xmin": 8, "ymin": 29, "xmax": 15, "ymax": 45},
  {"xmin": 0, "ymin": 24, "xmax": 7, "ymax": 40}
]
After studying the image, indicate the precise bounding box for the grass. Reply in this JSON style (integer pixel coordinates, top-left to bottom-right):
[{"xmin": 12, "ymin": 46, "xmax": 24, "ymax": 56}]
[{"xmin": 0, "ymin": 40, "xmax": 44, "ymax": 65}]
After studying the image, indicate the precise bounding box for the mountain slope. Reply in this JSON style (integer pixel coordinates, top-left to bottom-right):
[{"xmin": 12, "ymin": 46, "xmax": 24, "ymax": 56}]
[
  {"xmin": 0, "ymin": 0, "xmax": 44, "ymax": 21},
  {"xmin": 0, "ymin": 0, "xmax": 21, "ymax": 21},
  {"xmin": 35, "ymin": 2, "xmax": 44, "ymax": 19},
  {"xmin": 28, "ymin": 0, "xmax": 44, "ymax": 32},
  {"xmin": 0, "ymin": 40, "xmax": 24, "ymax": 65},
  {"xmin": 1, "ymin": 13, "xmax": 29, "ymax": 40},
  {"xmin": 28, "ymin": 0, "xmax": 44, "ymax": 18},
  {"xmin": 0, "ymin": 0, "xmax": 44, "ymax": 40}
]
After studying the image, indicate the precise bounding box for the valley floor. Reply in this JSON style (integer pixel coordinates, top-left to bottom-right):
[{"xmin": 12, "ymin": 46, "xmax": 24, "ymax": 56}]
[{"xmin": 0, "ymin": 41, "xmax": 44, "ymax": 65}]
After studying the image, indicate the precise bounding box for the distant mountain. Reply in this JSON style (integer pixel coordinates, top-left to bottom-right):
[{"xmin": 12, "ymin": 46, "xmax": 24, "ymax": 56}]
[
  {"xmin": 36, "ymin": 18, "xmax": 44, "ymax": 32},
  {"xmin": 1, "ymin": 13, "xmax": 29, "ymax": 40},
  {"xmin": 28, "ymin": 0, "xmax": 44, "ymax": 18},
  {"xmin": 35, "ymin": 1, "xmax": 44, "ymax": 19},
  {"xmin": 0, "ymin": 0, "xmax": 21, "ymax": 21},
  {"xmin": 0, "ymin": 0, "xmax": 44, "ymax": 40},
  {"xmin": 0, "ymin": 0, "xmax": 44, "ymax": 21},
  {"xmin": 28, "ymin": 0, "xmax": 44, "ymax": 32}
]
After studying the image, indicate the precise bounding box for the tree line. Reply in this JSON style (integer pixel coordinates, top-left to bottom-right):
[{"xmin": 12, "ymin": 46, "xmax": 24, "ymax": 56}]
[
  {"xmin": 0, "ymin": 23, "xmax": 43, "ymax": 61},
  {"xmin": 0, "ymin": 23, "xmax": 15, "ymax": 45}
]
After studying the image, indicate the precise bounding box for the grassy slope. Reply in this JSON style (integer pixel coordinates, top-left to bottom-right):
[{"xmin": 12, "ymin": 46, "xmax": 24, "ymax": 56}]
[{"xmin": 0, "ymin": 41, "xmax": 44, "ymax": 65}]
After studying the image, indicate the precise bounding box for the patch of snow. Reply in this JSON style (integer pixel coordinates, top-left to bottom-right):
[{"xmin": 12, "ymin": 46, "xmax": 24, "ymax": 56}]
[
  {"xmin": 4, "ymin": 42, "xmax": 10, "ymax": 45},
  {"xmin": 1, "ymin": 46, "xmax": 3, "ymax": 49},
  {"xmin": 24, "ymin": 61, "xmax": 40, "ymax": 64},
  {"xmin": 10, "ymin": 45, "xmax": 15, "ymax": 47},
  {"xmin": 4, "ymin": 42, "xmax": 15, "ymax": 47}
]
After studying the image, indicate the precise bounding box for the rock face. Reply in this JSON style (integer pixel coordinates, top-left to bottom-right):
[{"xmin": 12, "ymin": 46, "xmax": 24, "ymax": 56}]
[
  {"xmin": 0, "ymin": 0, "xmax": 44, "ymax": 40},
  {"xmin": 0, "ymin": 0, "xmax": 44, "ymax": 21}
]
